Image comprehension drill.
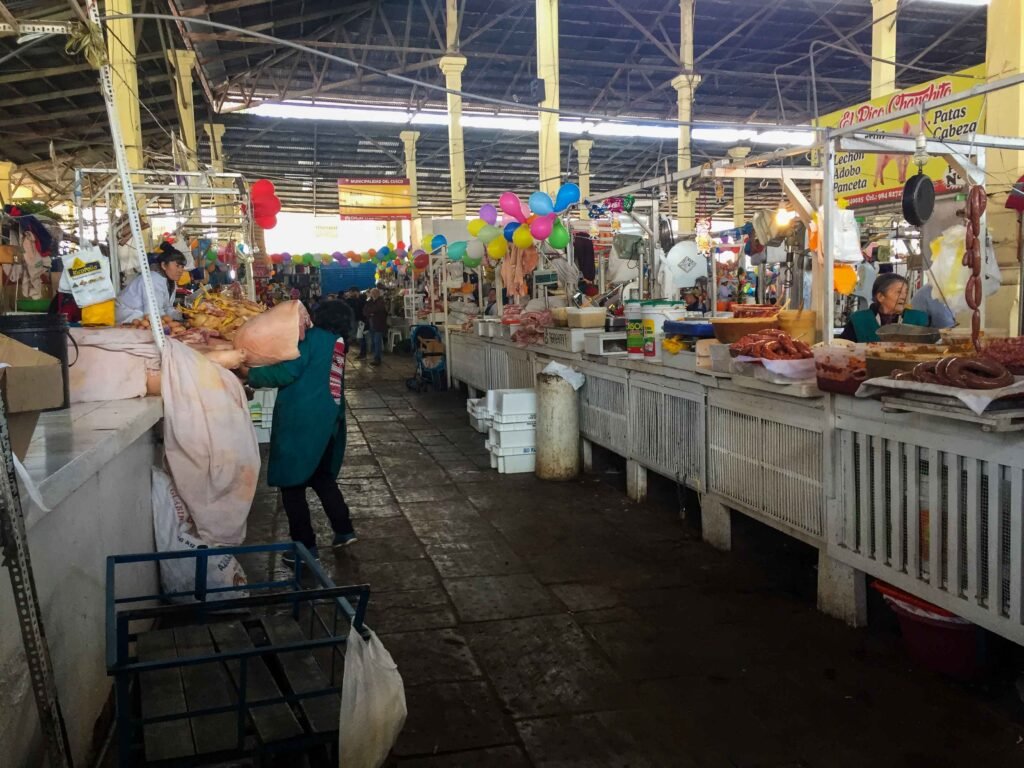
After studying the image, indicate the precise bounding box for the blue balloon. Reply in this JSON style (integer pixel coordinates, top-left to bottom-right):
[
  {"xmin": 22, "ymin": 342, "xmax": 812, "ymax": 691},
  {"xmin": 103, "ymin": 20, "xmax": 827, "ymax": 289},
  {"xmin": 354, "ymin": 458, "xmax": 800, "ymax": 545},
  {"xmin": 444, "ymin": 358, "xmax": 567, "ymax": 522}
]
[
  {"xmin": 529, "ymin": 190, "xmax": 554, "ymax": 216},
  {"xmin": 554, "ymin": 183, "xmax": 581, "ymax": 213},
  {"xmin": 431, "ymin": 234, "xmax": 448, "ymax": 251},
  {"xmin": 503, "ymin": 222, "xmax": 518, "ymax": 242},
  {"xmin": 378, "ymin": 246, "xmax": 390, "ymax": 257}
]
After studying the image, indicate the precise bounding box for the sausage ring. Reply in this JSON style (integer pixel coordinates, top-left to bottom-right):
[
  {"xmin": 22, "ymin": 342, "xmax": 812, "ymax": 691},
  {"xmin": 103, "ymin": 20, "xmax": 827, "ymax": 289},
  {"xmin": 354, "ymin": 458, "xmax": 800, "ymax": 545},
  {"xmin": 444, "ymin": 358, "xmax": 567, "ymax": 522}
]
[
  {"xmin": 912, "ymin": 360, "xmax": 942, "ymax": 384},
  {"xmin": 944, "ymin": 357, "xmax": 1014, "ymax": 390}
]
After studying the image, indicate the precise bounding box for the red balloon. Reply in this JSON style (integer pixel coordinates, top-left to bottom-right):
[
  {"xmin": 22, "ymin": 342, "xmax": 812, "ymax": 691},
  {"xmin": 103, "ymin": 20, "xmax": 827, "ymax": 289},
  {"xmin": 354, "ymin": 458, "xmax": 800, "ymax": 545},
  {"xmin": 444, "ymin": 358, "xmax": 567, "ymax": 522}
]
[
  {"xmin": 251, "ymin": 179, "xmax": 275, "ymax": 198},
  {"xmin": 413, "ymin": 252, "xmax": 429, "ymax": 270},
  {"xmin": 396, "ymin": 240, "xmax": 406, "ymax": 251},
  {"xmin": 256, "ymin": 214, "xmax": 277, "ymax": 230},
  {"xmin": 270, "ymin": 253, "xmax": 283, "ymax": 264}
]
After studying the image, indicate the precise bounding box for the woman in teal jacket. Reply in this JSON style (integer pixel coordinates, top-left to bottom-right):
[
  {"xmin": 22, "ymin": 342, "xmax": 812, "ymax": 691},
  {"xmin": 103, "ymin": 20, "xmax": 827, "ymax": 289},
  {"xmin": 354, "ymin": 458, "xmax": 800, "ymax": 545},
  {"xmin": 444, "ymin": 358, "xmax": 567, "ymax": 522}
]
[
  {"xmin": 246, "ymin": 300, "xmax": 357, "ymax": 560},
  {"xmin": 840, "ymin": 273, "xmax": 929, "ymax": 343}
]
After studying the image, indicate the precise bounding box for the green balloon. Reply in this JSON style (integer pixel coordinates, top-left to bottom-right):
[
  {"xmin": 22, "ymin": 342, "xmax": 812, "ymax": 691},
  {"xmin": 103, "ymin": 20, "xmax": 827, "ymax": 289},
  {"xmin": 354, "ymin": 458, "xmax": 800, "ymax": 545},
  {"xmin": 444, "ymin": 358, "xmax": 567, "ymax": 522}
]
[
  {"xmin": 548, "ymin": 219, "xmax": 570, "ymax": 250},
  {"xmin": 462, "ymin": 254, "xmax": 482, "ymax": 269},
  {"xmin": 477, "ymin": 225, "xmax": 502, "ymax": 244}
]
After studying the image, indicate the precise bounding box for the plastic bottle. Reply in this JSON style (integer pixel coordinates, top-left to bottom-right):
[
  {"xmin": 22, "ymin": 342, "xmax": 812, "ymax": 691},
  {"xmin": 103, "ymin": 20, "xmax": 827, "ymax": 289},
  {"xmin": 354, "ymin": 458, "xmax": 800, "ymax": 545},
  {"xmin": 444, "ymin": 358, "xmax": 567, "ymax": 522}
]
[{"xmin": 625, "ymin": 300, "xmax": 644, "ymax": 359}]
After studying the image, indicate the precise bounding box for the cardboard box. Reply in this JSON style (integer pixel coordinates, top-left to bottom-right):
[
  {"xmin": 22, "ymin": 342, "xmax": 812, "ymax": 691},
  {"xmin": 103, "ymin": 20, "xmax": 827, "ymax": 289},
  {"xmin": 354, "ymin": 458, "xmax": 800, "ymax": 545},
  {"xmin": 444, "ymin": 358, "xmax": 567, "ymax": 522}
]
[{"xmin": 0, "ymin": 335, "xmax": 64, "ymax": 459}]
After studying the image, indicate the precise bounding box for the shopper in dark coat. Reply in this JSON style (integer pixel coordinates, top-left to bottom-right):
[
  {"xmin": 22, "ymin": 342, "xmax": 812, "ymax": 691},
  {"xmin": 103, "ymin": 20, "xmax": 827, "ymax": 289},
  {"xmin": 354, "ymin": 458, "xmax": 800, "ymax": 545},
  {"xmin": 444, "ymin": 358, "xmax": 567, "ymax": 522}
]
[
  {"xmin": 344, "ymin": 286, "xmax": 368, "ymax": 358},
  {"xmin": 362, "ymin": 288, "xmax": 388, "ymax": 366}
]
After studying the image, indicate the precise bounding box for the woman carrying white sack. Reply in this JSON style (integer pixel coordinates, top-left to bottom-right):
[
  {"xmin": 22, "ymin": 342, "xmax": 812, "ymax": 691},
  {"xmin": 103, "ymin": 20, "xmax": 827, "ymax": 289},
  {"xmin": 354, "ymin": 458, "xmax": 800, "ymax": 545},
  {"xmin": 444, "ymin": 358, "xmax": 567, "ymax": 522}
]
[{"xmin": 115, "ymin": 249, "xmax": 186, "ymax": 324}]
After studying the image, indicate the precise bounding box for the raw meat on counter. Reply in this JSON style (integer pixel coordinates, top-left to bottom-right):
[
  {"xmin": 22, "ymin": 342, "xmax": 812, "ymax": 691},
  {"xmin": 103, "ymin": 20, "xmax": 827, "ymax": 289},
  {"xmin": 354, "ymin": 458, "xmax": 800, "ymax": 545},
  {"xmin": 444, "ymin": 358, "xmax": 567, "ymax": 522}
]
[{"xmin": 729, "ymin": 329, "xmax": 812, "ymax": 360}]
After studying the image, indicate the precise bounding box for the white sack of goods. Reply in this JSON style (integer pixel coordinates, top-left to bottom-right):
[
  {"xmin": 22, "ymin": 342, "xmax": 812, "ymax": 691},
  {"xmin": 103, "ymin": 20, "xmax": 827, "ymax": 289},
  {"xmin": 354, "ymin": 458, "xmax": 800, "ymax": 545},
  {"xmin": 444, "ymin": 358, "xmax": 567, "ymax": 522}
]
[
  {"xmin": 152, "ymin": 467, "xmax": 248, "ymax": 601},
  {"xmin": 161, "ymin": 338, "xmax": 260, "ymax": 546},
  {"xmin": 232, "ymin": 299, "xmax": 311, "ymax": 366}
]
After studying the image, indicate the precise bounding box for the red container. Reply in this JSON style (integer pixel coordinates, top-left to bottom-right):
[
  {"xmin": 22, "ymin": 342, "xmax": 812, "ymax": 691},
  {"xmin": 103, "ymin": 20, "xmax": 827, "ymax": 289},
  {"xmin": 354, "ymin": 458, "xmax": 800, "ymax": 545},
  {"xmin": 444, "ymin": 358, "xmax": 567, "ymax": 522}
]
[{"xmin": 872, "ymin": 582, "xmax": 986, "ymax": 682}]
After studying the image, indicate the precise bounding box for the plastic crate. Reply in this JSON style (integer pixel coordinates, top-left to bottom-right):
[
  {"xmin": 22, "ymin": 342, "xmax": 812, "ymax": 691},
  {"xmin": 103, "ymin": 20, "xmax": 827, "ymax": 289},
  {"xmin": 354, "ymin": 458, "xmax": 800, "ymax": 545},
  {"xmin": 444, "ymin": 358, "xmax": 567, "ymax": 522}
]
[
  {"xmin": 491, "ymin": 448, "xmax": 537, "ymax": 474},
  {"xmin": 488, "ymin": 423, "xmax": 536, "ymax": 449},
  {"xmin": 488, "ymin": 388, "xmax": 537, "ymax": 416}
]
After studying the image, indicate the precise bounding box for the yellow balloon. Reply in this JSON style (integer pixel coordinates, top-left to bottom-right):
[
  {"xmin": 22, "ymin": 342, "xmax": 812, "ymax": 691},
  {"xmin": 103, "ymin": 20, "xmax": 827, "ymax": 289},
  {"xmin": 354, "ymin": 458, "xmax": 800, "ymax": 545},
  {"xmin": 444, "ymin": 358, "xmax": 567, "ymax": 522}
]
[
  {"xmin": 512, "ymin": 224, "xmax": 534, "ymax": 249},
  {"xmin": 467, "ymin": 218, "xmax": 487, "ymax": 237},
  {"xmin": 487, "ymin": 238, "xmax": 508, "ymax": 259},
  {"xmin": 421, "ymin": 234, "xmax": 434, "ymax": 251},
  {"xmin": 387, "ymin": 242, "xmax": 396, "ymax": 251}
]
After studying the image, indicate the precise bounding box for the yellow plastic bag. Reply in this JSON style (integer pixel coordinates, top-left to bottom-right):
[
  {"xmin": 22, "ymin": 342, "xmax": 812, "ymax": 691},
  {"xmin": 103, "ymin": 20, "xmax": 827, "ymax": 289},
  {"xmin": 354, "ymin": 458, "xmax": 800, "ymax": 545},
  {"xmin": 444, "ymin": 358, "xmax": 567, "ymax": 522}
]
[{"xmin": 82, "ymin": 299, "xmax": 115, "ymax": 327}]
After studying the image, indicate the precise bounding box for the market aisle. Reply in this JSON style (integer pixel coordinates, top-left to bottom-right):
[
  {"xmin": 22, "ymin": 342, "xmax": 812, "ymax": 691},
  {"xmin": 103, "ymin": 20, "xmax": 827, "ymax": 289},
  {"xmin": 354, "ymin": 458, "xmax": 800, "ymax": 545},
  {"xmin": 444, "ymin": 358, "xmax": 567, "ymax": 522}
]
[{"xmin": 243, "ymin": 352, "xmax": 1024, "ymax": 768}]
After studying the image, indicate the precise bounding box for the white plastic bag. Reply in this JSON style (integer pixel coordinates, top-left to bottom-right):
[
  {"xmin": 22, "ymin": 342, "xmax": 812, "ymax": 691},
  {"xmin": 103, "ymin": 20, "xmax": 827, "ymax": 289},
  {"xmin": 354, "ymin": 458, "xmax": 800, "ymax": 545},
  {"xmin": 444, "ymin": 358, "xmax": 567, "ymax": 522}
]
[
  {"xmin": 929, "ymin": 225, "xmax": 970, "ymax": 315},
  {"xmin": 541, "ymin": 360, "xmax": 585, "ymax": 390},
  {"xmin": 58, "ymin": 246, "xmax": 116, "ymax": 307},
  {"xmin": 151, "ymin": 468, "xmax": 248, "ymax": 601},
  {"xmin": 338, "ymin": 628, "xmax": 407, "ymax": 768},
  {"xmin": 356, "ymin": 321, "xmax": 366, "ymax": 340},
  {"xmin": 831, "ymin": 207, "xmax": 863, "ymax": 263}
]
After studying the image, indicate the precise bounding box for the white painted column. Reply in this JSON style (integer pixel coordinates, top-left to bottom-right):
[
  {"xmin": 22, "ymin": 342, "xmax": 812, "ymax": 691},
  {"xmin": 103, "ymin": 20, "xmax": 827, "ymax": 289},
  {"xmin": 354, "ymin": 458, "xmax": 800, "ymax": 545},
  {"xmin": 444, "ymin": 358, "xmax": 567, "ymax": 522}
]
[
  {"xmin": 400, "ymin": 130, "xmax": 421, "ymax": 247},
  {"xmin": 574, "ymin": 139, "xmax": 593, "ymax": 220}
]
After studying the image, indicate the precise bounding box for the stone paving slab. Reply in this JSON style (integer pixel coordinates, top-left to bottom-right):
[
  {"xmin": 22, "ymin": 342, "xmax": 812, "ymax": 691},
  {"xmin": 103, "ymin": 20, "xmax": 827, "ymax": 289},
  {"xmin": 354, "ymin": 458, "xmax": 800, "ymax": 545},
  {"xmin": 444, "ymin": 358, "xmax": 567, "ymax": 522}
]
[{"xmin": 394, "ymin": 681, "xmax": 518, "ymax": 757}]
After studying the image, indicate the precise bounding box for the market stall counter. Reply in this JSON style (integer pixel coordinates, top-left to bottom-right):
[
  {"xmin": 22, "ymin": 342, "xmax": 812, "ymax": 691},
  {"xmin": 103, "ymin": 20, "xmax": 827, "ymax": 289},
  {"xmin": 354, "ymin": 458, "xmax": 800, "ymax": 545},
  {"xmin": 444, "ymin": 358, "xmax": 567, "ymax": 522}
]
[{"xmin": 0, "ymin": 397, "xmax": 164, "ymax": 767}]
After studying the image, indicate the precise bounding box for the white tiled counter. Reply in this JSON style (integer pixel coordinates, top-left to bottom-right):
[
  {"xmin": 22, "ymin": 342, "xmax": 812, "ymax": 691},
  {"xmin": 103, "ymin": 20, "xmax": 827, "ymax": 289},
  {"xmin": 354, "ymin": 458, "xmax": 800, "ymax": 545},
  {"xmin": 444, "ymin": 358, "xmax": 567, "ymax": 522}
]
[{"xmin": 1, "ymin": 397, "xmax": 163, "ymax": 767}]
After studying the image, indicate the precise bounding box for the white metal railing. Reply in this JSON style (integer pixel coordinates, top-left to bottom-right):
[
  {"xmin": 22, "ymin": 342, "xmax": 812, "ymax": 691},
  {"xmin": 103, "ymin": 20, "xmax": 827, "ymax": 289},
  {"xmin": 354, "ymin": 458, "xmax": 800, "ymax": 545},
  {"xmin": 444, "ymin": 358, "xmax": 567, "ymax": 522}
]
[
  {"xmin": 708, "ymin": 388, "xmax": 826, "ymax": 542},
  {"xmin": 832, "ymin": 399, "xmax": 1024, "ymax": 643},
  {"xmin": 629, "ymin": 373, "xmax": 705, "ymax": 490},
  {"xmin": 577, "ymin": 362, "xmax": 629, "ymax": 452}
]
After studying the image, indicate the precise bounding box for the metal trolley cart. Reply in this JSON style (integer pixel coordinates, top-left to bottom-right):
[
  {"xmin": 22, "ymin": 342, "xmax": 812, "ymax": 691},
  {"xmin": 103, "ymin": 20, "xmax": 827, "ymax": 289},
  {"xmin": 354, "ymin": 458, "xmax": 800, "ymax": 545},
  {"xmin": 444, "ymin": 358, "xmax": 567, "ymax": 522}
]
[{"xmin": 106, "ymin": 543, "xmax": 370, "ymax": 766}]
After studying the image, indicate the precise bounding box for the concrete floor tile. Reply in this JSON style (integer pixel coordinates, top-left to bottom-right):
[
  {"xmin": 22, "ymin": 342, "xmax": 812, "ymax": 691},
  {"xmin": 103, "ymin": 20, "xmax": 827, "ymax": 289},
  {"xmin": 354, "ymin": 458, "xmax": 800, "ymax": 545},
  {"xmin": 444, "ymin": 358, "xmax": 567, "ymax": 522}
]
[
  {"xmin": 349, "ymin": 500, "xmax": 403, "ymax": 519},
  {"xmin": 408, "ymin": 517, "xmax": 496, "ymax": 545},
  {"xmin": 549, "ymin": 583, "xmax": 621, "ymax": 612},
  {"xmin": 394, "ymin": 681, "xmax": 517, "ymax": 757},
  {"xmin": 396, "ymin": 745, "xmax": 531, "ymax": 767},
  {"xmin": 393, "ymin": 485, "xmax": 465, "ymax": 504},
  {"xmin": 356, "ymin": 559, "xmax": 440, "ymax": 592},
  {"xmin": 445, "ymin": 574, "xmax": 562, "ymax": 622},
  {"xmin": 379, "ymin": 628, "xmax": 482, "ymax": 686},
  {"xmin": 352, "ymin": 516, "xmax": 417, "ymax": 539},
  {"xmin": 425, "ymin": 538, "xmax": 528, "ymax": 579},
  {"xmin": 332, "ymin": 534, "xmax": 427, "ymax": 564},
  {"xmin": 365, "ymin": 588, "xmax": 458, "ymax": 634},
  {"xmin": 400, "ymin": 500, "xmax": 482, "ymax": 522},
  {"xmin": 463, "ymin": 614, "xmax": 625, "ymax": 718},
  {"xmin": 517, "ymin": 710, "xmax": 699, "ymax": 768}
]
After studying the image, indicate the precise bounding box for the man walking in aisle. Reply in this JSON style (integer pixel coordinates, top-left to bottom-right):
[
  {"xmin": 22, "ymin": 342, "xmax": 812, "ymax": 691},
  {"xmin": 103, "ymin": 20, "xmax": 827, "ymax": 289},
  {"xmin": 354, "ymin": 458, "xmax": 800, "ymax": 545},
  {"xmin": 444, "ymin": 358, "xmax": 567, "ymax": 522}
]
[{"xmin": 363, "ymin": 288, "xmax": 388, "ymax": 366}]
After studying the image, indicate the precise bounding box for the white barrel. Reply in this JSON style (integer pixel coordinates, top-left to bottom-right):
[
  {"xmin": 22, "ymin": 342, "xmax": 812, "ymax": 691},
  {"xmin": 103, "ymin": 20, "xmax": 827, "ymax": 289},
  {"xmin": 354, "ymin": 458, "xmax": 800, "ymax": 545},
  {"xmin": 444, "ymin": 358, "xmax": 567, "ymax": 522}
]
[{"xmin": 535, "ymin": 372, "xmax": 580, "ymax": 480}]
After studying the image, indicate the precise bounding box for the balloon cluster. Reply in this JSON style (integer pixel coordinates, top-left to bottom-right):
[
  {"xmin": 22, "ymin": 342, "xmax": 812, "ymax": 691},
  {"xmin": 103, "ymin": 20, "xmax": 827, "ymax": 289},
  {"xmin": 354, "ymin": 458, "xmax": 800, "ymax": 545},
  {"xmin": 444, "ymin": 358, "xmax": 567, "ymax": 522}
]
[
  {"xmin": 467, "ymin": 183, "xmax": 579, "ymax": 260},
  {"xmin": 251, "ymin": 179, "xmax": 282, "ymax": 230}
]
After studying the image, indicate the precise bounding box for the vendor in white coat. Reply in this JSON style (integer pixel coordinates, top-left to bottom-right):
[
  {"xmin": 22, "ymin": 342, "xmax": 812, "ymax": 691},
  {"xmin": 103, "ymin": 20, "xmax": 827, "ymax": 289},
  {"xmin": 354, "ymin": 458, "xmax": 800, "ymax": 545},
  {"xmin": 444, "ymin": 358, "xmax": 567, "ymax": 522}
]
[{"xmin": 115, "ymin": 249, "xmax": 186, "ymax": 324}]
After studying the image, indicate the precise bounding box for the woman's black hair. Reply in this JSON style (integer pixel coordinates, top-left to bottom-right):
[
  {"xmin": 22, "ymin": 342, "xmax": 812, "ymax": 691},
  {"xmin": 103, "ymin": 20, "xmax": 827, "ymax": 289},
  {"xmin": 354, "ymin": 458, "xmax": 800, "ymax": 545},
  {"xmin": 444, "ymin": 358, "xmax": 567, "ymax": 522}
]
[
  {"xmin": 155, "ymin": 249, "xmax": 187, "ymax": 266},
  {"xmin": 871, "ymin": 272, "xmax": 908, "ymax": 301},
  {"xmin": 313, "ymin": 298, "xmax": 354, "ymax": 341}
]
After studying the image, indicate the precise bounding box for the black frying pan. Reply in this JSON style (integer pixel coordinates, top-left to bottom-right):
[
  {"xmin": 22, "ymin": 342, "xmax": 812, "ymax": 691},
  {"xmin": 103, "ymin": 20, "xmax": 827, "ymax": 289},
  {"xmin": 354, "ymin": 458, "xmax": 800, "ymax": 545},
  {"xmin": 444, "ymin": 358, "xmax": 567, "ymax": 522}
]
[{"xmin": 902, "ymin": 170, "xmax": 935, "ymax": 226}]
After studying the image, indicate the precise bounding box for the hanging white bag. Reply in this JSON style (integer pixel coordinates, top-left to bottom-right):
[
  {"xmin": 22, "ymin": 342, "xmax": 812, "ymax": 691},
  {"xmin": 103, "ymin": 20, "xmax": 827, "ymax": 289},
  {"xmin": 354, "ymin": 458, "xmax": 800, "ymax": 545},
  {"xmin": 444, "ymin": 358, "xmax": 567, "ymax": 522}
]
[
  {"xmin": 338, "ymin": 627, "xmax": 407, "ymax": 768},
  {"xmin": 58, "ymin": 246, "xmax": 116, "ymax": 307}
]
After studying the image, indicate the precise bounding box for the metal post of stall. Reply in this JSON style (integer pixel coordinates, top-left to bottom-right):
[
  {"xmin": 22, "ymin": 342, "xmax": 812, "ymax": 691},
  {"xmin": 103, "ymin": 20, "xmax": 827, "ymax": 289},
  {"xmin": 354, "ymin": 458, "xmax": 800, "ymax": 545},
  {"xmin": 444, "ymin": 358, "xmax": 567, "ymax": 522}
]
[
  {"xmin": 73, "ymin": 169, "xmax": 86, "ymax": 246},
  {"xmin": 441, "ymin": 249, "xmax": 452, "ymax": 388},
  {"xmin": 821, "ymin": 135, "xmax": 837, "ymax": 341},
  {"xmin": 649, "ymin": 195, "xmax": 659, "ymax": 298}
]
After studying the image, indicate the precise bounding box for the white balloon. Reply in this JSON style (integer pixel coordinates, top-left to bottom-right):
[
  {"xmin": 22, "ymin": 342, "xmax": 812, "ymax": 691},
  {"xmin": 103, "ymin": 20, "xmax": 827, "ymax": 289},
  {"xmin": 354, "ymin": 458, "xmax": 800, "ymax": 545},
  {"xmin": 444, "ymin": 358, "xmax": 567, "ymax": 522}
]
[{"xmin": 466, "ymin": 240, "xmax": 485, "ymax": 260}]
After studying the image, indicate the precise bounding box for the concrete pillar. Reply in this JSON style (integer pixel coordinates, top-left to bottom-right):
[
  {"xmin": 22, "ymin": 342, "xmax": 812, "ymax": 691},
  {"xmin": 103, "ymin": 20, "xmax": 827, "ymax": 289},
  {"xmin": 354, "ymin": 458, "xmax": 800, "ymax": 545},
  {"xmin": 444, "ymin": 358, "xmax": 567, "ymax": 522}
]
[
  {"xmin": 439, "ymin": 55, "xmax": 468, "ymax": 219},
  {"xmin": 727, "ymin": 146, "xmax": 751, "ymax": 227},
  {"xmin": 672, "ymin": 0, "xmax": 700, "ymax": 235},
  {"xmin": 581, "ymin": 437, "xmax": 594, "ymax": 473},
  {"xmin": 699, "ymin": 494, "xmax": 732, "ymax": 551},
  {"xmin": 626, "ymin": 459, "xmax": 647, "ymax": 502},
  {"xmin": 203, "ymin": 123, "xmax": 235, "ymax": 228},
  {"xmin": 400, "ymin": 130, "xmax": 421, "ymax": 247},
  {"xmin": 168, "ymin": 50, "xmax": 199, "ymax": 223},
  {"xmin": 203, "ymin": 123, "xmax": 226, "ymax": 173},
  {"xmin": 573, "ymin": 139, "xmax": 593, "ymax": 220},
  {"xmin": 106, "ymin": 0, "xmax": 145, "ymax": 172},
  {"xmin": 870, "ymin": 0, "xmax": 898, "ymax": 99},
  {"xmin": 0, "ymin": 161, "xmax": 13, "ymax": 204},
  {"xmin": 817, "ymin": 553, "xmax": 868, "ymax": 627},
  {"xmin": 986, "ymin": 0, "xmax": 1024, "ymax": 332},
  {"xmin": 536, "ymin": 0, "xmax": 560, "ymax": 196}
]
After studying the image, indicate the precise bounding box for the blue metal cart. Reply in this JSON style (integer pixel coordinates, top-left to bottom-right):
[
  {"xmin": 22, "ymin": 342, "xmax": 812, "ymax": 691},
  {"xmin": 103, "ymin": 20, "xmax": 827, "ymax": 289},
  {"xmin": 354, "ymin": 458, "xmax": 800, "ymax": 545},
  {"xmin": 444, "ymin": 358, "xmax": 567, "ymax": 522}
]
[{"xmin": 106, "ymin": 542, "xmax": 370, "ymax": 766}]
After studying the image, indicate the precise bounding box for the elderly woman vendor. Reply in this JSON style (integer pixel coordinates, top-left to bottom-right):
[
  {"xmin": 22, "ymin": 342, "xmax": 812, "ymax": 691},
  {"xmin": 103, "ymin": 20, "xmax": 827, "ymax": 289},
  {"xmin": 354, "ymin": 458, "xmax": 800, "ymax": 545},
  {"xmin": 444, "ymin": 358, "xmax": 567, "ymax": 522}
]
[{"xmin": 840, "ymin": 273, "xmax": 929, "ymax": 342}]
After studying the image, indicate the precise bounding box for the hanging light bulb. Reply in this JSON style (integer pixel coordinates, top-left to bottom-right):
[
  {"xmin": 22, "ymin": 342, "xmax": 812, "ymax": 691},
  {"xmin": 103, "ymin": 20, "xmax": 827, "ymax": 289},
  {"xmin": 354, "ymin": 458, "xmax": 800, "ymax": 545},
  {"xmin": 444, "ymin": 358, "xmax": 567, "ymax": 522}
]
[{"xmin": 774, "ymin": 206, "xmax": 797, "ymax": 227}]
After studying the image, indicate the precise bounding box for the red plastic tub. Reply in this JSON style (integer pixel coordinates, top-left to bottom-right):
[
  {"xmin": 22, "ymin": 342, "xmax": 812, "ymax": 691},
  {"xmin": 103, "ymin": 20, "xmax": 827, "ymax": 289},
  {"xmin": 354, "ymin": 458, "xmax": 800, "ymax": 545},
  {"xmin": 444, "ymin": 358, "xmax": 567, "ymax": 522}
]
[{"xmin": 872, "ymin": 581, "xmax": 987, "ymax": 682}]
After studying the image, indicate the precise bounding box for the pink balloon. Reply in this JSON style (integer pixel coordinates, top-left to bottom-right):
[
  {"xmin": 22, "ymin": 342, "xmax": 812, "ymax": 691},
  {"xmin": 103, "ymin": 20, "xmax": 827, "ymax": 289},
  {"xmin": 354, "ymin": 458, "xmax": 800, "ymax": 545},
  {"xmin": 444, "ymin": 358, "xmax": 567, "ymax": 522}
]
[
  {"xmin": 500, "ymin": 192, "xmax": 526, "ymax": 223},
  {"xmin": 521, "ymin": 202, "xmax": 532, "ymax": 222},
  {"xmin": 530, "ymin": 213, "xmax": 556, "ymax": 240}
]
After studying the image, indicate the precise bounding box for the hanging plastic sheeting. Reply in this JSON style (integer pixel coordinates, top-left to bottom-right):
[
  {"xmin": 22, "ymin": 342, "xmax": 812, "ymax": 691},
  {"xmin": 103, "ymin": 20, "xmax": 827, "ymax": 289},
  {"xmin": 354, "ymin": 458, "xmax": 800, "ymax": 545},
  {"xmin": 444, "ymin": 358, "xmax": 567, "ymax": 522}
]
[{"xmin": 162, "ymin": 338, "xmax": 260, "ymax": 545}]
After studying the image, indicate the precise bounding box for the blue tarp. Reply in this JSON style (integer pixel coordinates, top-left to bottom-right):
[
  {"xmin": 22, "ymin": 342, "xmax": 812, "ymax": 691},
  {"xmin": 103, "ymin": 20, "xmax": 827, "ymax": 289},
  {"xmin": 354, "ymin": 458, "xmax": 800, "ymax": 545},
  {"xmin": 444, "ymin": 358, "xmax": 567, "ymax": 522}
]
[{"xmin": 320, "ymin": 262, "xmax": 377, "ymax": 295}]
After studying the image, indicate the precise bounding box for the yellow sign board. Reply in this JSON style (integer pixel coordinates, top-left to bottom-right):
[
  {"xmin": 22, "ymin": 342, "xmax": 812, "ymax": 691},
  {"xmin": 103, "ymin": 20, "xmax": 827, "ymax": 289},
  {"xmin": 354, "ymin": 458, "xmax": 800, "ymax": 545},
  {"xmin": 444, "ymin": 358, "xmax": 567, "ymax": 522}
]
[
  {"xmin": 817, "ymin": 65, "xmax": 986, "ymax": 207},
  {"xmin": 338, "ymin": 177, "xmax": 411, "ymax": 221}
]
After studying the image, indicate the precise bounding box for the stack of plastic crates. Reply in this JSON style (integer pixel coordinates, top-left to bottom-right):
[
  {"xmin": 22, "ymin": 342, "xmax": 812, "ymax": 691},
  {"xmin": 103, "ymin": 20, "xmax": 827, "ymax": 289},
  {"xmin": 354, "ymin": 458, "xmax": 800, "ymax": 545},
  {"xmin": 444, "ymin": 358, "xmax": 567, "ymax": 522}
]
[
  {"xmin": 106, "ymin": 543, "xmax": 370, "ymax": 765},
  {"xmin": 249, "ymin": 389, "xmax": 276, "ymax": 443}
]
